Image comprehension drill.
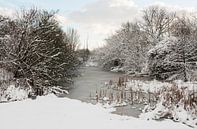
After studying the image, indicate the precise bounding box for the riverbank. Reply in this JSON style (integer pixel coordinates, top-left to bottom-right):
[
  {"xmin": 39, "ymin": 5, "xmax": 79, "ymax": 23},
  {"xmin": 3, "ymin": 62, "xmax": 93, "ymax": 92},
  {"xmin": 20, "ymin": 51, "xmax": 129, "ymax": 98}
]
[{"xmin": 0, "ymin": 94, "xmax": 191, "ymax": 129}]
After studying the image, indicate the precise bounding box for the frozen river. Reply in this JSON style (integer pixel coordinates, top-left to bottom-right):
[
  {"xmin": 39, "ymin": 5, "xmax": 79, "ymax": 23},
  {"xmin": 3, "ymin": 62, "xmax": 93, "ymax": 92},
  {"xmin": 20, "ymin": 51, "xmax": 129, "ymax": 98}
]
[{"xmin": 67, "ymin": 66, "xmax": 143, "ymax": 117}]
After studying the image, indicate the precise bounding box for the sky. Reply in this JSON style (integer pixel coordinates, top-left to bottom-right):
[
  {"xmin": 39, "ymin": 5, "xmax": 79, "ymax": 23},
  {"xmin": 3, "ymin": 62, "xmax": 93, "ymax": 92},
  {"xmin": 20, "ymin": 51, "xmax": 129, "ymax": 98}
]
[{"xmin": 0, "ymin": 0, "xmax": 197, "ymax": 50}]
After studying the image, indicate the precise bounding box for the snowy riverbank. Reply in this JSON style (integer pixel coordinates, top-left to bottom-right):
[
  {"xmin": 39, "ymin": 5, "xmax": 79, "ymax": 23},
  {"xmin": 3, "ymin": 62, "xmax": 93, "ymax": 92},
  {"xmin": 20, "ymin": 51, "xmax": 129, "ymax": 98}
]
[{"xmin": 0, "ymin": 94, "xmax": 192, "ymax": 129}]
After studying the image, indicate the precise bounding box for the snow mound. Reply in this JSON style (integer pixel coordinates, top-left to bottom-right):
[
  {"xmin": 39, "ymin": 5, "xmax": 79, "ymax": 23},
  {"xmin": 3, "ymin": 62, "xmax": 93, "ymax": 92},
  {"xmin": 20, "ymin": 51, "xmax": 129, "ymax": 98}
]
[
  {"xmin": 0, "ymin": 85, "xmax": 29, "ymax": 102},
  {"xmin": 140, "ymin": 102, "xmax": 197, "ymax": 128},
  {"xmin": 0, "ymin": 95, "xmax": 191, "ymax": 129}
]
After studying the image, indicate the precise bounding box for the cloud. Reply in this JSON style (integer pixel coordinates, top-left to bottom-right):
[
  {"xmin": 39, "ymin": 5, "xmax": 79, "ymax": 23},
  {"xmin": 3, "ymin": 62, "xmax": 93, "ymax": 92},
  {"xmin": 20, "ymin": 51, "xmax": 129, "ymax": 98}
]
[
  {"xmin": 69, "ymin": 0, "xmax": 138, "ymax": 24},
  {"xmin": 148, "ymin": 1, "xmax": 196, "ymax": 13},
  {"xmin": 1, "ymin": 0, "xmax": 196, "ymax": 50},
  {"xmin": 65, "ymin": 0, "xmax": 139, "ymax": 49},
  {"xmin": 55, "ymin": 14, "xmax": 69, "ymax": 26},
  {"xmin": 0, "ymin": 7, "xmax": 15, "ymax": 17}
]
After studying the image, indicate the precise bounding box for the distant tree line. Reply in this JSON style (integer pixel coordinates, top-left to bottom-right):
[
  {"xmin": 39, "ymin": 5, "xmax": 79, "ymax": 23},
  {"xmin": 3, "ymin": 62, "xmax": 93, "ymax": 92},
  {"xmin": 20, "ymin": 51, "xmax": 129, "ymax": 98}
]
[
  {"xmin": 95, "ymin": 6, "xmax": 197, "ymax": 81},
  {"xmin": 0, "ymin": 8, "xmax": 83, "ymax": 96}
]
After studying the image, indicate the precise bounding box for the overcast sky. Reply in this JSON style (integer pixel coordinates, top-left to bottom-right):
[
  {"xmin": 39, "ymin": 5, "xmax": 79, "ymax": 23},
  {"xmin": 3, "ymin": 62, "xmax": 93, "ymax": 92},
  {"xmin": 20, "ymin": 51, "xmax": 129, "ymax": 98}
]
[{"xmin": 0, "ymin": 0, "xmax": 197, "ymax": 49}]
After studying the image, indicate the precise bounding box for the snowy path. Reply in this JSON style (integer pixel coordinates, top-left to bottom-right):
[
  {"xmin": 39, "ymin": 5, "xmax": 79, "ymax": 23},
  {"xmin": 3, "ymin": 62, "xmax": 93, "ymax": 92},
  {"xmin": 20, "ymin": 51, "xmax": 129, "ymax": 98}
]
[{"xmin": 0, "ymin": 95, "xmax": 191, "ymax": 129}]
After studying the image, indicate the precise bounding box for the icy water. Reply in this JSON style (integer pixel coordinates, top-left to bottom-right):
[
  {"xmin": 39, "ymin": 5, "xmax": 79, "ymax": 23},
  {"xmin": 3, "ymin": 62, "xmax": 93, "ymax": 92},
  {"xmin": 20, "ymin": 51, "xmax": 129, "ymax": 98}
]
[{"xmin": 66, "ymin": 66, "xmax": 143, "ymax": 117}]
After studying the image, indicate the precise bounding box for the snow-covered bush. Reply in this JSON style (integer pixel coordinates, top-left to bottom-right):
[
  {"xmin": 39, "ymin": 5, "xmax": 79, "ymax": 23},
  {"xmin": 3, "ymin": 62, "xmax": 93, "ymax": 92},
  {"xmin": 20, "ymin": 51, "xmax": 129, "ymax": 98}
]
[
  {"xmin": 0, "ymin": 85, "xmax": 29, "ymax": 102},
  {"xmin": 94, "ymin": 6, "xmax": 176, "ymax": 74},
  {"xmin": 0, "ymin": 78, "xmax": 33, "ymax": 102},
  {"xmin": 148, "ymin": 36, "xmax": 197, "ymax": 81},
  {"xmin": 95, "ymin": 22, "xmax": 149, "ymax": 73},
  {"xmin": 140, "ymin": 81, "xmax": 197, "ymax": 128}
]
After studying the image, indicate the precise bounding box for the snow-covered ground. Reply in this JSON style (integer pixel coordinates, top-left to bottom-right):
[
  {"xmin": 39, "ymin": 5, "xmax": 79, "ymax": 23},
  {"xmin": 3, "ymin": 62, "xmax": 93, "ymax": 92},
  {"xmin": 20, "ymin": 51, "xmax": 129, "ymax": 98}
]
[
  {"xmin": 85, "ymin": 61, "xmax": 98, "ymax": 67},
  {"xmin": 126, "ymin": 79, "xmax": 197, "ymax": 93},
  {"xmin": 125, "ymin": 80, "xmax": 197, "ymax": 128},
  {"xmin": 0, "ymin": 94, "xmax": 192, "ymax": 129},
  {"xmin": 99, "ymin": 79, "xmax": 197, "ymax": 128}
]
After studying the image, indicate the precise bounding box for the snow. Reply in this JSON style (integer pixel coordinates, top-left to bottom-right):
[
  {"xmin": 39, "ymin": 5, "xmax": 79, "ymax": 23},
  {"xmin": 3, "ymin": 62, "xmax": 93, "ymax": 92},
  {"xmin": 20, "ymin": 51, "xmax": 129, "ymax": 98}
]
[
  {"xmin": 140, "ymin": 102, "xmax": 197, "ymax": 128},
  {"xmin": 0, "ymin": 85, "xmax": 29, "ymax": 102},
  {"xmin": 126, "ymin": 80, "xmax": 197, "ymax": 128},
  {"xmin": 102, "ymin": 101, "xmax": 128, "ymax": 108},
  {"xmin": 126, "ymin": 79, "xmax": 167, "ymax": 93},
  {"xmin": 108, "ymin": 79, "xmax": 197, "ymax": 128},
  {"xmin": 0, "ymin": 94, "xmax": 192, "ymax": 129},
  {"xmin": 111, "ymin": 66, "xmax": 124, "ymax": 72},
  {"xmin": 85, "ymin": 61, "xmax": 98, "ymax": 67},
  {"xmin": 50, "ymin": 52, "xmax": 62, "ymax": 58},
  {"xmin": 50, "ymin": 86, "xmax": 69, "ymax": 95},
  {"xmin": 126, "ymin": 79, "xmax": 197, "ymax": 93},
  {"xmin": 148, "ymin": 36, "xmax": 178, "ymax": 56}
]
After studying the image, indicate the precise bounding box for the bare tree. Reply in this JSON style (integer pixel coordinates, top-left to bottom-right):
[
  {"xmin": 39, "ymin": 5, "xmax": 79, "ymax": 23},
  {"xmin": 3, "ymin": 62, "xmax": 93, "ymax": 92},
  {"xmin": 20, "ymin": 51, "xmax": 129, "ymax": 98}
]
[
  {"xmin": 141, "ymin": 6, "xmax": 175, "ymax": 45},
  {"xmin": 65, "ymin": 28, "xmax": 80, "ymax": 51}
]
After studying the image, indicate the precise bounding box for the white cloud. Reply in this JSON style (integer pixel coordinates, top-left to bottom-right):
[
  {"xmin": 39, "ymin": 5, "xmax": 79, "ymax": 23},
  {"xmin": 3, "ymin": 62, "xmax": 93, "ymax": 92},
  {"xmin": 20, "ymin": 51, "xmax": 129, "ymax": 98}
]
[
  {"xmin": 67, "ymin": 0, "xmax": 196, "ymax": 49},
  {"xmin": 1, "ymin": 0, "xmax": 196, "ymax": 50},
  {"xmin": 0, "ymin": 7, "xmax": 15, "ymax": 17},
  {"xmin": 69, "ymin": 0, "xmax": 138, "ymax": 24},
  {"xmin": 66, "ymin": 0, "xmax": 139, "ymax": 49},
  {"xmin": 55, "ymin": 14, "xmax": 69, "ymax": 26},
  {"xmin": 148, "ymin": 1, "xmax": 196, "ymax": 13},
  {"xmin": 109, "ymin": 0, "xmax": 135, "ymax": 7}
]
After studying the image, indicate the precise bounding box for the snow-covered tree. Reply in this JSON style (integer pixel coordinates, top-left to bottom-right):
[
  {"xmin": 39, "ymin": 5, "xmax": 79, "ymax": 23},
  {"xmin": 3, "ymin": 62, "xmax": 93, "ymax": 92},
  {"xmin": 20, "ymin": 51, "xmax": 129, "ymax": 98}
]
[
  {"xmin": 94, "ymin": 5, "xmax": 197, "ymax": 82},
  {"xmin": 148, "ymin": 35, "xmax": 197, "ymax": 81},
  {"xmin": 95, "ymin": 22, "xmax": 149, "ymax": 73},
  {"xmin": 141, "ymin": 6, "xmax": 175, "ymax": 45},
  {"xmin": 0, "ymin": 8, "xmax": 80, "ymax": 96}
]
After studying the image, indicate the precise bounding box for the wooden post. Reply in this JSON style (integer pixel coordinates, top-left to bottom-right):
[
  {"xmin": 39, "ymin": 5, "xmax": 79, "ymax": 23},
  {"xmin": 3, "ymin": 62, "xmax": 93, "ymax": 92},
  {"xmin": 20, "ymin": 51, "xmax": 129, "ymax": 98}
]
[
  {"xmin": 130, "ymin": 88, "xmax": 133, "ymax": 105},
  {"xmin": 121, "ymin": 90, "xmax": 123, "ymax": 103},
  {"xmin": 148, "ymin": 90, "xmax": 151, "ymax": 104},
  {"xmin": 99, "ymin": 90, "xmax": 102, "ymax": 98},
  {"xmin": 89, "ymin": 92, "xmax": 91, "ymax": 98},
  {"xmin": 96, "ymin": 91, "xmax": 98, "ymax": 103}
]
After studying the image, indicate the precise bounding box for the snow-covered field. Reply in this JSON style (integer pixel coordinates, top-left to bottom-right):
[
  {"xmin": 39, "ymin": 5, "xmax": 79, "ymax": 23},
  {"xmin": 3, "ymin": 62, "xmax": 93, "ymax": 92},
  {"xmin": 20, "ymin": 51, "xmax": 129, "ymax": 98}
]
[{"xmin": 0, "ymin": 94, "xmax": 192, "ymax": 129}]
